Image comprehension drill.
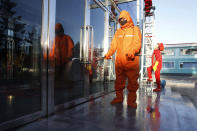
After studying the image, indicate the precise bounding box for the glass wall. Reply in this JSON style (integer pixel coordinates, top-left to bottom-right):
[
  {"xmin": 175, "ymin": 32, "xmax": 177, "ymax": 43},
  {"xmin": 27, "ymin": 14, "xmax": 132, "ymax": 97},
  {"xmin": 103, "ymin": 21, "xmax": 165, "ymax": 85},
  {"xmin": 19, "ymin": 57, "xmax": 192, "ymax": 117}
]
[
  {"xmin": 0, "ymin": 0, "xmax": 42, "ymax": 124},
  {"xmin": 53, "ymin": 0, "xmax": 115, "ymax": 106},
  {"xmin": 90, "ymin": 6, "xmax": 104, "ymax": 84},
  {"xmin": 0, "ymin": 0, "xmax": 118, "ymax": 129},
  {"xmin": 90, "ymin": 2, "xmax": 115, "ymax": 94},
  {"xmin": 54, "ymin": 0, "xmax": 85, "ymax": 105}
]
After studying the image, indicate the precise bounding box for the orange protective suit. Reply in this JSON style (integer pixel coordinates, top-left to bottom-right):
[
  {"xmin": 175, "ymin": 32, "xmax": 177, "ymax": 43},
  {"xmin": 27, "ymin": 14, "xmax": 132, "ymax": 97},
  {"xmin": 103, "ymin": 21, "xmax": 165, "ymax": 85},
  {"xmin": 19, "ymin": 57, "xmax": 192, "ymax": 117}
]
[
  {"xmin": 105, "ymin": 10, "xmax": 142, "ymax": 108},
  {"xmin": 49, "ymin": 23, "xmax": 74, "ymax": 66},
  {"xmin": 49, "ymin": 23, "xmax": 74, "ymax": 81}
]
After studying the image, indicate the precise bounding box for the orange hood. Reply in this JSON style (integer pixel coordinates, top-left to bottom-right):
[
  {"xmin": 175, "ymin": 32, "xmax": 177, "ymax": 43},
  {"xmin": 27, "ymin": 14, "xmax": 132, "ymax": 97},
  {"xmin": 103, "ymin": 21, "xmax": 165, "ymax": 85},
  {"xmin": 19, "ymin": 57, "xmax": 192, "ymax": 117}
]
[
  {"xmin": 55, "ymin": 23, "xmax": 64, "ymax": 35},
  {"xmin": 118, "ymin": 10, "xmax": 134, "ymax": 28},
  {"xmin": 158, "ymin": 43, "xmax": 164, "ymax": 51}
]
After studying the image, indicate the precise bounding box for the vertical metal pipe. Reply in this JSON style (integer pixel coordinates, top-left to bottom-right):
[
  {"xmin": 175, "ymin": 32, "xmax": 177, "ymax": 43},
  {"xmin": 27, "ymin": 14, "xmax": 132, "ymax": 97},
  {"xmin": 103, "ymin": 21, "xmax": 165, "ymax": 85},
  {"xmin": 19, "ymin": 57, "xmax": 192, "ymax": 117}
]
[
  {"xmin": 83, "ymin": 27, "xmax": 86, "ymax": 62},
  {"xmin": 103, "ymin": 0, "xmax": 110, "ymax": 81},
  {"xmin": 137, "ymin": 0, "xmax": 140, "ymax": 26},
  {"xmin": 87, "ymin": 26, "xmax": 90, "ymax": 61},
  {"xmin": 80, "ymin": 27, "xmax": 82, "ymax": 60},
  {"xmin": 103, "ymin": 0, "xmax": 109, "ymax": 55},
  {"xmin": 91, "ymin": 27, "xmax": 94, "ymax": 62},
  {"xmin": 40, "ymin": 0, "xmax": 49, "ymax": 116},
  {"xmin": 140, "ymin": 0, "xmax": 144, "ymax": 28},
  {"xmin": 46, "ymin": 0, "xmax": 56, "ymax": 115},
  {"xmin": 152, "ymin": 15, "xmax": 155, "ymax": 50},
  {"xmin": 83, "ymin": 0, "xmax": 91, "ymax": 62},
  {"xmin": 140, "ymin": 17, "xmax": 146, "ymax": 81}
]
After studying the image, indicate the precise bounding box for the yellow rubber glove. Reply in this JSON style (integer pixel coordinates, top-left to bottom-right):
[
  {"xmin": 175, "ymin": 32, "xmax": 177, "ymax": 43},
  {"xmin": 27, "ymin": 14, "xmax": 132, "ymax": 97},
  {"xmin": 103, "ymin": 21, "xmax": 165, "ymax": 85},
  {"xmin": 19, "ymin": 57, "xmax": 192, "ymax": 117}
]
[{"xmin": 153, "ymin": 61, "xmax": 159, "ymax": 72}]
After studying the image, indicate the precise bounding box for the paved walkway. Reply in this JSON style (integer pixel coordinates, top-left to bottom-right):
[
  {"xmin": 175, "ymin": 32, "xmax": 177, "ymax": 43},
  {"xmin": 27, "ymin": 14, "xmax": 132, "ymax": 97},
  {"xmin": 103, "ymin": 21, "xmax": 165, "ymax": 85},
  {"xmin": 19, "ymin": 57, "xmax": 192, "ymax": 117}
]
[{"xmin": 15, "ymin": 84, "xmax": 197, "ymax": 131}]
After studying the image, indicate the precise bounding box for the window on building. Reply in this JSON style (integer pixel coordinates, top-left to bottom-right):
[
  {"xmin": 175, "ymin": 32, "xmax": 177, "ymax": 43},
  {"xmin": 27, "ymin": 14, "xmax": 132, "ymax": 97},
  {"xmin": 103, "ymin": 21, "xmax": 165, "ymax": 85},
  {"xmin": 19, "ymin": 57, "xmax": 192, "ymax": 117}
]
[
  {"xmin": 180, "ymin": 62, "xmax": 197, "ymax": 68},
  {"xmin": 163, "ymin": 49, "xmax": 174, "ymax": 55},
  {"xmin": 180, "ymin": 48, "xmax": 197, "ymax": 55},
  {"xmin": 163, "ymin": 62, "xmax": 174, "ymax": 68}
]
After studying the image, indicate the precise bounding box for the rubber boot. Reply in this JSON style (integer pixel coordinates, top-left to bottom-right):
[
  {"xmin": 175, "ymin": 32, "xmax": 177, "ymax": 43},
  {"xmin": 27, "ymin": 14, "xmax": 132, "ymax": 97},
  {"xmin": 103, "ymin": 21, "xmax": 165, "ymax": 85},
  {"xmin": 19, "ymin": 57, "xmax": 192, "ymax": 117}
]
[
  {"xmin": 127, "ymin": 92, "xmax": 137, "ymax": 108},
  {"xmin": 111, "ymin": 91, "xmax": 123, "ymax": 104}
]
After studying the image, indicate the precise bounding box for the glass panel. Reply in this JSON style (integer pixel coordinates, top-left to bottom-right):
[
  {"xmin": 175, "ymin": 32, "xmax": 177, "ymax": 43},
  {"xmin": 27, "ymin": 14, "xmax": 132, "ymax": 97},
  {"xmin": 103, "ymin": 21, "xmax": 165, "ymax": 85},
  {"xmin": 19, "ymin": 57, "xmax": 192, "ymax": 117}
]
[
  {"xmin": 54, "ymin": 0, "xmax": 85, "ymax": 105},
  {"xmin": 91, "ymin": 6, "xmax": 104, "ymax": 84},
  {"xmin": 180, "ymin": 62, "xmax": 197, "ymax": 69},
  {"xmin": 163, "ymin": 49, "xmax": 174, "ymax": 55},
  {"xmin": 180, "ymin": 48, "xmax": 197, "ymax": 55},
  {"xmin": 90, "ymin": 2, "xmax": 115, "ymax": 94},
  {"xmin": 163, "ymin": 62, "xmax": 174, "ymax": 68},
  {"xmin": 0, "ymin": 0, "xmax": 42, "ymax": 123},
  {"xmin": 53, "ymin": 0, "xmax": 115, "ymax": 105}
]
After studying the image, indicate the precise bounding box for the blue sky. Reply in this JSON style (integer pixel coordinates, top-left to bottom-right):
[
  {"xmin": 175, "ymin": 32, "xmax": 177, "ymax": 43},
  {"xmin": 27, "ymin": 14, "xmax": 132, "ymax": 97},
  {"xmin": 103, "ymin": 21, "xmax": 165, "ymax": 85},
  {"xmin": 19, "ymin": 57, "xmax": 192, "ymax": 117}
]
[
  {"xmin": 55, "ymin": 0, "xmax": 197, "ymax": 46},
  {"xmin": 153, "ymin": 0, "xmax": 197, "ymax": 44}
]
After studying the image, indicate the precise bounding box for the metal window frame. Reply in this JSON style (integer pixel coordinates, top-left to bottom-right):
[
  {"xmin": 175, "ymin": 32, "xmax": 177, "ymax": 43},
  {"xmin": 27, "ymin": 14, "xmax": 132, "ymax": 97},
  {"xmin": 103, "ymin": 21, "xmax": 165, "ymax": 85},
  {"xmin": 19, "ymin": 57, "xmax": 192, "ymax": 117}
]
[
  {"xmin": 179, "ymin": 61, "xmax": 197, "ymax": 69},
  {"xmin": 180, "ymin": 48, "xmax": 197, "ymax": 56},
  {"xmin": 163, "ymin": 49, "xmax": 175, "ymax": 56},
  {"xmin": 162, "ymin": 61, "xmax": 175, "ymax": 69}
]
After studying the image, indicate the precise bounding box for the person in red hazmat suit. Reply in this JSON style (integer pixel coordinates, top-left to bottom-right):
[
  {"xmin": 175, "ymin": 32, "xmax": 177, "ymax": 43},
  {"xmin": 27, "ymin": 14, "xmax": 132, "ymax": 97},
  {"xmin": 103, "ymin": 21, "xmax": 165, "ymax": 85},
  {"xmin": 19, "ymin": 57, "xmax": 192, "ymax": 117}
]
[
  {"xmin": 49, "ymin": 23, "xmax": 74, "ymax": 80},
  {"xmin": 104, "ymin": 10, "xmax": 142, "ymax": 108},
  {"xmin": 147, "ymin": 43, "xmax": 164, "ymax": 92},
  {"xmin": 146, "ymin": 92, "xmax": 161, "ymax": 130}
]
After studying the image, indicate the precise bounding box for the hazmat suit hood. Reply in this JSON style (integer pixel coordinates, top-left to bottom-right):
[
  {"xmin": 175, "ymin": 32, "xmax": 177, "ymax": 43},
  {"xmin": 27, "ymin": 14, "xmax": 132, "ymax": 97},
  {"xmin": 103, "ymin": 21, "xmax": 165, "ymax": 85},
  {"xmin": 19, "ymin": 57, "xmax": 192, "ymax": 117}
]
[
  {"xmin": 55, "ymin": 23, "xmax": 64, "ymax": 36},
  {"xmin": 118, "ymin": 10, "xmax": 134, "ymax": 28},
  {"xmin": 158, "ymin": 43, "xmax": 164, "ymax": 51}
]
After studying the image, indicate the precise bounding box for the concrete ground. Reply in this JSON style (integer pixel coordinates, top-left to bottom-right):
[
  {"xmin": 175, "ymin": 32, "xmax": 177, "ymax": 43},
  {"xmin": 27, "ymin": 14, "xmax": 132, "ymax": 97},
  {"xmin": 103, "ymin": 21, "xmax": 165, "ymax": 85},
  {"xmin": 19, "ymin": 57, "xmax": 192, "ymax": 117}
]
[
  {"xmin": 144, "ymin": 74, "xmax": 197, "ymax": 109},
  {"xmin": 14, "ymin": 78, "xmax": 197, "ymax": 131},
  {"xmin": 161, "ymin": 75, "xmax": 197, "ymax": 109}
]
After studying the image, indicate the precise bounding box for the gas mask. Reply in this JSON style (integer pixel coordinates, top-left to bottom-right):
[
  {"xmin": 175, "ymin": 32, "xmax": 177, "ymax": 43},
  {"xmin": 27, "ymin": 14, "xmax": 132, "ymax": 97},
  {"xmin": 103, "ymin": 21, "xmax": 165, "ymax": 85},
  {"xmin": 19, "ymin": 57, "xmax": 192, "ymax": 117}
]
[{"xmin": 119, "ymin": 18, "xmax": 127, "ymax": 26}]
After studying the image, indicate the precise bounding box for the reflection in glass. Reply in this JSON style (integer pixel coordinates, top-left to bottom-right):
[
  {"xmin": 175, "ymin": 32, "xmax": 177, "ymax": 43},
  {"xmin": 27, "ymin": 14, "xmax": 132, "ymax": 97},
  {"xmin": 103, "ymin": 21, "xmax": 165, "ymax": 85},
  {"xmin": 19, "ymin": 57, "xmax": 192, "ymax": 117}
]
[
  {"xmin": 54, "ymin": 0, "xmax": 85, "ymax": 105},
  {"xmin": 0, "ymin": 0, "xmax": 42, "ymax": 123},
  {"xmin": 146, "ymin": 92, "xmax": 161, "ymax": 130},
  {"xmin": 54, "ymin": 0, "xmax": 115, "ymax": 105},
  {"xmin": 49, "ymin": 23, "xmax": 74, "ymax": 81}
]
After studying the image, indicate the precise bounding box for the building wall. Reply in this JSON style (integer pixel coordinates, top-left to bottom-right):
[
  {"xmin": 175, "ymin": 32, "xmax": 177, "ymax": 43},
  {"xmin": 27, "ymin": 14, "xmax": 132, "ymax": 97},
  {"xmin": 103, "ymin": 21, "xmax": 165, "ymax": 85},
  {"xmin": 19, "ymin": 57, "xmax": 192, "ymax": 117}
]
[{"xmin": 161, "ymin": 46, "xmax": 197, "ymax": 75}]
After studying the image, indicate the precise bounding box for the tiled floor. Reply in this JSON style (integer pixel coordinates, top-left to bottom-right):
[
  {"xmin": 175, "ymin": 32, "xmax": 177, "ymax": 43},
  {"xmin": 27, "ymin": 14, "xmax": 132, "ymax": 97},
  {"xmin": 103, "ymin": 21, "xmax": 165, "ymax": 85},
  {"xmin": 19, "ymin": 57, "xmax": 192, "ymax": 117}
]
[{"xmin": 15, "ymin": 84, "xmax": 197, "ymax": 131}]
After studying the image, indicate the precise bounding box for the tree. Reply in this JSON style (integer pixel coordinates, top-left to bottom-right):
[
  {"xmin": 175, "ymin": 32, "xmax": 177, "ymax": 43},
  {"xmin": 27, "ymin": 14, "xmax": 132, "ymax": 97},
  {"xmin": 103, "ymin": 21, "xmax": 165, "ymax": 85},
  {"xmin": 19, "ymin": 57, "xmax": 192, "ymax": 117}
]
[{"xmin": 0, "ymin": 0, "xmax": 26, "ymax": 78}]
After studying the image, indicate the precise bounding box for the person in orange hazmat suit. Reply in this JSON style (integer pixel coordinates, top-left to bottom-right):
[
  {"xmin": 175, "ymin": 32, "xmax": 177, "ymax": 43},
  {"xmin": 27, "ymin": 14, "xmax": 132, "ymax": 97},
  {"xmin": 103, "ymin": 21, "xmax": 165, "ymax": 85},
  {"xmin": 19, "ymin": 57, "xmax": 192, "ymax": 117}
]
[
  {"xmin": 104, "ymin": 10, "xmax": 142, "ymax": 108},
  {"xmin": 49, "ymin": 23, "xmax": 74, "ymax": 80},
  {"xmin": 147, "ymin": 43, "xmax": 164, "ymax": 92}
]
